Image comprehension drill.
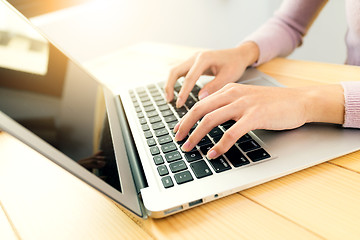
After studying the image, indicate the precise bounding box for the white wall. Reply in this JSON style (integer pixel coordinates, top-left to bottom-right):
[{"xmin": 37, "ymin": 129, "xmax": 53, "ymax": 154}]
[
  {"xmin": 30, "ymin": 0, "xmax": 275, "ymax": 62},
  {"xmin": 289, "ymin": 0, "xmax": 347, "ymax": 64},
  {"xmin": 31, "ymin": 0, "xmax": 347, "ymax": 65}
]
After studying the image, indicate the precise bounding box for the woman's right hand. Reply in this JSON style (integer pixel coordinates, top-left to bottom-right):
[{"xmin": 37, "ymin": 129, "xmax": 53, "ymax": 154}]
[{"xmin": 164, "ymin": 41, "xmax": 260, "ymax": 108}]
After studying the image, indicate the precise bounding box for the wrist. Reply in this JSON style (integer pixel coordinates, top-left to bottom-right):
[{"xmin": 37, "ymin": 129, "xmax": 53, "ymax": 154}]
[
  {"xmin": 303, "ymin": 85, "xmax": 345, "ymax": 125},
  {"xmin": 236, "ymin": 41, "xmax": 260, "ymax": 67}
]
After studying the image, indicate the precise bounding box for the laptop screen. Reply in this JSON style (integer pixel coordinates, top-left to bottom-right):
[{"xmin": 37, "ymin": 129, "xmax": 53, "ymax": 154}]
[{"xmin": 0, "ymin": 1, "xmax": 123, "ymax": 193}]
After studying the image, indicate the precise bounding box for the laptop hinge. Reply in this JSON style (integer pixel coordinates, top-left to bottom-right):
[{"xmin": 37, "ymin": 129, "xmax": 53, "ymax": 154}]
[{"xmin": 115, "ymin": 96, "xmax": 148, "ymax": 194}]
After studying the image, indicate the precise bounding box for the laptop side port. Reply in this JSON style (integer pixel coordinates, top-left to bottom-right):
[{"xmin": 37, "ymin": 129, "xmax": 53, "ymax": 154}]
[
  {"xmin": 189, "ymin": 199, "xmax": 203, "ymax": 207},
  {"xmin": 164, "ymin": 205, "xmax": 183, "ymax": 215}
]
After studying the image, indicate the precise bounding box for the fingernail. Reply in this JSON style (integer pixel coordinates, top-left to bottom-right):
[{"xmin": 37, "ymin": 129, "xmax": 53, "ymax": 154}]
[
  {"xmin": 176, "ymin": 96, "xmax": 182, "ymax": 108},
  {"xmin": 198, "ymin": 90, "xmax": 209, "ymax": 100},
  {"xmin": 173, "ymin": 122, "xmax": 180, "ymax": 133},
  {"xmin": 207, "ymin": 149, "xmax": 218, "ymax": 159},
  {"xmin": 181, "ymin": 140, "xmax": 192, "ymax": 152}
]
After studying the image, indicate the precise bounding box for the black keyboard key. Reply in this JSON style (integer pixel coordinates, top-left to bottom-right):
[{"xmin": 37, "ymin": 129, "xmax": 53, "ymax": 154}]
[
  {"xmin": 199, "ymin": 143, "xmax": 214, "ymax": 155},
  {"xmin": 175, "ymin": 107, "xmax": 187, "ymax": 117},
  {"xmin": 185, "ymin": 97, "xmax": 196, "ymax": 109},
  {"xmin": 155, "ymin": 128, "xmax": 168, "ymax": 137},
  {"xmin": 238, "ymin": 140, "xmax": 260, "ymax": 152},
  {"xmin": 209, "ymin": 127, "xmax": 223, "ymax": 138},
  {"xmin": 151, "ymin": 122, "xmax": 165, "ymax": 130},
  {"xmin": 144, "ymin": 131, "xmax": 153, "ymax": 139},
  {"xmin": 165, "ymin": 151, "xmax": 182, "ymax": 163},
  {"xmin": 167, "ymin": 121, "xmax": 178, "ymax": 130},
  {"xmin": 149, "ymin": 116, "xmax": 162, "ymax": 124},
  {"xmin": 146, "ymin": 111, "xmax": 158, "ymax": 118},
  {"xmin": 153, "ymin": 155, "xmax": 164, "ymax": 165},
  {"xmin": 197, "ymin": 136, "xmax": 212, "ymax": 147},
  {"xmin": 136, "ymin": 87, "xmax": 146, "ymax": 94},
  {"xmin": 161, "ymin": 143, "xmax": 177, "ymax": 153},
  {"xmin": 137, "ymin": 112, "xmax": 144, "ymax": 118},
  {"xmin": 174, "ymin": 84, "xmax": 182, "ymax": 92},
  {"xmin": 156, "ymin": 100, "xmax": 167, "ymax": 106},
  {"xmin": 208, "ymin": 156, "xmax": 232, "ymax": 173},
  {"xmin": 142, "ymin": 101, "xmax": 153, "ymax": 107},
  {"xmin": 164, "ymin": 115, "xmax": 177, "ymax": 123},
  {"xmin": 150, "ymin": 91, "xmax": 161, "ymax": 97},
  {"xmin": 157, "ymin": 165, "xmax": 169, "ymax": 176},
  {"xmin": 144, "ymin": 105, "xmax": 155, "ymax": 112},
  {"xmin": 174, "ymin": 171, "xmax": 193, "ymax": 184},
  {"xmin": 225, "ymin": 146, "xmax": 250, "ymax": 167},
  {"xmin": 191, "ymin": 85, "xmax": 201, "ymax": 94},
  {"xmin": 147, "ymin": 138, "xmax": 156, "ymax": 147},
  {"xmin": 142, "ymin": 124, "xmax": 150, "ymax": 131},
  {"xmin": 158, "ymin": 134, "xmax": 173, "ymax": 145},
  {"xmin": 138, "ymin": 93, "xmax": 148, "ymax": 99},
  {"xmin": 212, "ymin": 136, "xmax": 222, "ymax": 143},
  {"xmin": 169, "ymin": 100, "xmax": 177, "ymax": 108},
  {"xmin": 169, "ymin": 160, "xmax": 187, "ymax": 173},
  {"xmin": 135, "ymin": 106, "xmax": 142, "ymax": 113},
  {"xmin": 153, "ymin": 95, "xmax": 164, "ymax": 101},
  {"xmin": 140, "ymin": 97, "xmax": 150, "ymax": 103},
  {"xmin": 184, "ymin": 150, "xmax": 203, "ymax": 162},
  {"xmin": 221, "ymin": 120, "xmax": 236, "ymax": 129},
  {"xmin": 161, "ymin": 176, "xmax": 174, "ymax": 188},
  {"xmin": 222, "ymin": 120, "xmax": 236, "ymax": 126},
  {"xmin": 139, "ymin": 118, "xmax": 147, "ymax": 125},
  {"xmin": 150, "ymin": 146, "xmax": 160, "ymax": 155},
  {"xmin": 161, "ymin": 110, "xmax": 173, "ymax": 117},
  {"xmin": 247, "ymin": 148, "xmax": 271, "ymax": 162},
  {"xmin": 237, "ymin": 133, "xmax": 252, "ymax": 143},
  {"xmin": 190, "ymin": 160, "xmax": 213, "ymax": 179},
  {"xmin": 158, "ymin": 105, "xmax": 170, "ymax": 111}
]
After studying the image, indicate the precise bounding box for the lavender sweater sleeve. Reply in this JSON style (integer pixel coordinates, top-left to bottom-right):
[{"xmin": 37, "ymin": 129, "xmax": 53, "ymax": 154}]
[{"xmin": 243, "ymin": 0, "xmax": 360, "ymax": 128}]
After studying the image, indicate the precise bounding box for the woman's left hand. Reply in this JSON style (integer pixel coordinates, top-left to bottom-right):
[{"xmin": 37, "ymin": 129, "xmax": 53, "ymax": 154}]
[{"xmin": 174, "ymin": 83, "xmax": 344, "ymax": 159}]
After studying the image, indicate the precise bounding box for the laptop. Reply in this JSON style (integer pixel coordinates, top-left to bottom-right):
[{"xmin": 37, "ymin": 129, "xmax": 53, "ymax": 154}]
[{"xmin": 1, "ymin": 0, "xmax": 360, "ymax": 218}]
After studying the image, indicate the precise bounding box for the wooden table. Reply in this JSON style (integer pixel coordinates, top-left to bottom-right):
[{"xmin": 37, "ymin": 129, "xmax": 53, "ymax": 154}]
[{"xmin": 1, "ymin": 44, "xmax": 360, "ymax": 240}]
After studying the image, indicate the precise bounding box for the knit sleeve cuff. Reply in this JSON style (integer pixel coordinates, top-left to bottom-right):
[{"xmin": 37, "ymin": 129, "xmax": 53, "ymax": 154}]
[{"xmin": 341, "ymin": 81, "xmax": 360, "ymax": 128}]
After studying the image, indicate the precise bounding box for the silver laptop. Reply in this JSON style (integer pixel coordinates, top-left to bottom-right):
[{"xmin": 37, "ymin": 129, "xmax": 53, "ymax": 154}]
[{"xmin": 1, "ymin": 0, "xmax": 360, "ymax": 218}]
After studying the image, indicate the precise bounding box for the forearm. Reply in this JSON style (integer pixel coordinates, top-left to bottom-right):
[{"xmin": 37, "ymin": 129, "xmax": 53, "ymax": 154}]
[
  {"xmin": 235, "ymin": 41, "xmax": 260, "ymax": 67},
  {"xmin": 303, "ymin": 84, "xmax": 345, "ymax": 125},
  {"xmin": 303, "ymin": 82, "xmax": 360, "ymax": 128}
]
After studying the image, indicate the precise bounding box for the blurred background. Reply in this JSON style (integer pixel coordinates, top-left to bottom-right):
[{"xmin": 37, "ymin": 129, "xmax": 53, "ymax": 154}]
[{"xmin": 4, "ymin": 0, "xmax": 345, "ymax": 65}]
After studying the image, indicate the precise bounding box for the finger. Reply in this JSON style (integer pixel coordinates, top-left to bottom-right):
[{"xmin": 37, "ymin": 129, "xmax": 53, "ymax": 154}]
[
  {"xmin": 198, "ymin": 70, "xmax": 239, "ymax": 100},
  {"xmin": 207, "ymin": 116, "xmax": 253, "ymax": 159},
  {"xmin": 174, "ymin": 91, "xmax": 231, "ymax": 141},
  {"xmin": 181, "ymin": 104, "xmax": 237, "ymax": 152},
  {"xmin": 165, "ymin": 57, "xmax": 194, "ymax": 102},
  {"xmin": 176, "ymin": 52, "xmax": 212, "ymax": 107}
]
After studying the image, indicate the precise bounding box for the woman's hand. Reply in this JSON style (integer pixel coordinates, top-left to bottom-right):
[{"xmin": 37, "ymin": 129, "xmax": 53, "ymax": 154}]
[
  {"xmin": 164, "ymin": 42, "xmax": 260, "ymax": 107},
  {"xmin": 173, "ymin": 83, "xmax": 344, "ymax": 159}
]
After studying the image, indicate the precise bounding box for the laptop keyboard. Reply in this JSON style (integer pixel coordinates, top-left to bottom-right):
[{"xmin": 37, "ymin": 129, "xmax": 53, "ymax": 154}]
[{"xmin": 129, "ymin": 81, "xmax": 271, "ymax": 189}]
